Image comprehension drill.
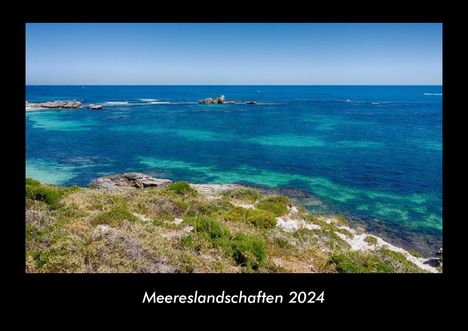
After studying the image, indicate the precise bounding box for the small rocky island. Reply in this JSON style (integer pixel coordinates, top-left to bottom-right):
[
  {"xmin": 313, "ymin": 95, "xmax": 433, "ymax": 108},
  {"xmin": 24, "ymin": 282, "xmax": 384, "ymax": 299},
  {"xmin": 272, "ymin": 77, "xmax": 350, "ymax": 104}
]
[
  {"xmin": 26, "ymin": 100, "xmax": 103, "ymax": 111},
  {"xmin": 26, "ymin": 100, "xmax": 82, "ymax": 109},
  {"xmin": 199, "ymin": 95, "xmax": 256, "ymax": 105}
]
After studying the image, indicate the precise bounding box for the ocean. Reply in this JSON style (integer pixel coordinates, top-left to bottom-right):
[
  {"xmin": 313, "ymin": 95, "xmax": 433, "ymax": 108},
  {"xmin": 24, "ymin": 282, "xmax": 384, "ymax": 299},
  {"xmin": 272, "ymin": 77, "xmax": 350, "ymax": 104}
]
[{"xmin": 25, "ymin": 85, "xmax": 442, "ymax": 255}]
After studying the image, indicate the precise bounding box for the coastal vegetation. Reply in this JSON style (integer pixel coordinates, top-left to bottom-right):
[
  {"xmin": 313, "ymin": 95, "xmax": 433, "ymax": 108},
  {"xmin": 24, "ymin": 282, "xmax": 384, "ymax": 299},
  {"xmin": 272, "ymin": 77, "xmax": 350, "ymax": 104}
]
[{"xmin": 25, "ymin": 174, "xmax": 438, "ymax": 273}]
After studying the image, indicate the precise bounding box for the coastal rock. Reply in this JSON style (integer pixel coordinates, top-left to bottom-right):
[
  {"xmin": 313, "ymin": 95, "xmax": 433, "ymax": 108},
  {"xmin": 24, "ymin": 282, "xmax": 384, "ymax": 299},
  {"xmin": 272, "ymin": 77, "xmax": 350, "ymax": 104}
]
[
  {"xmin": 199, "ymin": 95, "xmax": 225, "ymax": 104},
  {"xmin": 88, "ymin": 104, "xmax": 103, "ymax": 110},
  {"xmin": 88, "ymin": 172, "xmax": 172, "ymax": 192},
  {"xmin": 199, "ymin": 95, "xmax": 256, "ymax": 105},
  {"xmin": 26, "ymin": 100, "xmax": 82, "ymax": 110},
  {"xmin": 423, "ymin": 258, "xmax": 442, "ymax": 268}
]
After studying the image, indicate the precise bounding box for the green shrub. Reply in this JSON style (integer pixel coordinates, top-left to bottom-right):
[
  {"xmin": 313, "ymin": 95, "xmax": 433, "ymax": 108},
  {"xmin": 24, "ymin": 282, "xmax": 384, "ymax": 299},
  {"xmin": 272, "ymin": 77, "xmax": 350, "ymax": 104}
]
[
  {"xmin": 26, "ymin": 179, "xmax": 63, "ymax": 209},
  {"xmin": 245, "ymin": 209, "xmax": 276, "ymax": 229},
  {"xmin": 330, "ymin": 251, "xmax": 394, "ymax": 273},
  {"xmin": 90, "ymin": 205, "xmax": 138, "ymax": 226},
  {"xmin": 336, "ymin": 228, "xmax": 354, "ymax": 238},
  {"xmin": 222, "ymin": 207, "xmax": 276, "ymax": 229},
  {"xmin": 26, "ymin": 178, "xmax": 41, "ymax": 186},
  {"xmin": 231, "ymin": 233, "xmax": 266, "ymax": 271},
  {"xmin": 167, "ymin": 181, "xmax": 195, "ymax": 195},
  {"xmin": 332, "ymin": 216, "xmax": 349, "ymax": 227},
  {"xmin": 409, "ymin": 250, "xmax": 424, "ymax": 258},
  {"xmin": 364, "ymin": 235, "xmax": 378, "ymax": 245},
  {"xmin": 274, "ymin": 237, "xmax": 294, "ymax": 250},
  {"xmin": 377, "ymin": 248, "xmax": 423, "ymax": 273},
  {"xmin": 26, "ymin": 178, "xmax": 80, "ymax": 210},
  {"xmin": 189, "ymin": 216, "xmax": 230, "ymax": 240},
  {"xmin": 256, "ymin": 195, "xmax": 289, "ymax": 217},
  {"xmin": 222, "ymin": 188, "xmax": 261, "ymax": 203}
]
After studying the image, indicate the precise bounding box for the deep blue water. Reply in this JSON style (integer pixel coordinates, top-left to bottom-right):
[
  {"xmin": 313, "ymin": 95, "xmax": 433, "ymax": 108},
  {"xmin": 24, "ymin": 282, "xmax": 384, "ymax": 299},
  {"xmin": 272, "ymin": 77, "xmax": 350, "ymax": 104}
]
[{"xmin": 26, "ymin": 85, "xmax": 442, "ymax": 255}]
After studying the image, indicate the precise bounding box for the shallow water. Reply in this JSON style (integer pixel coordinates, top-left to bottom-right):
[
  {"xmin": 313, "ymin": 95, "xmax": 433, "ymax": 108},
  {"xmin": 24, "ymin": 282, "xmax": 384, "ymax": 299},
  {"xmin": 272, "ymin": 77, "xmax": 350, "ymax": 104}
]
[{"xmin": 26, "ymin": 85, "xmax": 442, "ymax": 255}]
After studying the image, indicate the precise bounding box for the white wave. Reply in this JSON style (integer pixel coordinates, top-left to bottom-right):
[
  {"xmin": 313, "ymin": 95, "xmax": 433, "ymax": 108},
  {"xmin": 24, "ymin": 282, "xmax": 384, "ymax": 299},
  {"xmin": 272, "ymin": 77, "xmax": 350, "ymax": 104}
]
[
  {"xmin": 149, "ymin": 101, "xmax": 171, "ymax": 104},
  {"xmin": 104, "ymin": 101, "xmax": 130, "ymax": 105},
  {"xmin": 423, "ymin": 93, "xmax": 442, "ymax": 96},
  {"xmin": 139, "ymin": 98, "xmax": 159, "ymax": 102}
]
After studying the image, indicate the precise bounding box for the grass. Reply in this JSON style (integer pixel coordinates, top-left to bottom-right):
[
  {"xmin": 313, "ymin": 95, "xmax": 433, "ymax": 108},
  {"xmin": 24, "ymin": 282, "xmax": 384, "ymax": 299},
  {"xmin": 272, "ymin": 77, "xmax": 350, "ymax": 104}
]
[
  {"xmin": 274, "ymin": 237, "xmax": 294, "ymax": 250},
  {"xmin": 26, "ymin": 177, "xmax": 79, "ymax": 210},
  {"xmin": 231, "ymin": 233, "xmax": 266, "ymax": 272},
  {"xmin": 167, "ymin": 181, "xmax": 195, "ymax": 195},
  {"xmin": 222, "ymin": 188, "xmax": 261, "ymax": 203},
  {"xmin": 256, "ymin": 195, "xmax": 289, "ymax": 217},
  {"xmin": 335, "ymin": 228, "xmax": 354, "ymax": 238},
  {"xmin": 364, "ymin": 235, "xmax": 378, "ymax": 245},
  {"xmin": 90, "ymin": 205, "xmax": 139, "ymax": 227},
  {"xmin": 189, "ymin": 216, "xmax": 230, "ymax": 241},
  {"xmin": 377, "ymin": 248, "xmax": 423, "ymax": 273},
  {"xmin": 25, "ymin": 177, "xmax": 428, "ymax": 274},
  {"xmin": 330, "ymin": 251, "xmax": 395, "ymax": 273},
  {"xmin": 221, "ymin": 207, "xmax": 276, "ymax": 229}
]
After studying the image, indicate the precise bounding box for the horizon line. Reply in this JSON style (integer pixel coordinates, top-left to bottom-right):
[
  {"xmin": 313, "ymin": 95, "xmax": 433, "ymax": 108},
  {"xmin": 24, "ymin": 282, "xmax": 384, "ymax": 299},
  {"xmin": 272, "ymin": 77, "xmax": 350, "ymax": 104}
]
[{"xmin": 26, "ymin": 84, "xmax": 443, "ymax": 86}]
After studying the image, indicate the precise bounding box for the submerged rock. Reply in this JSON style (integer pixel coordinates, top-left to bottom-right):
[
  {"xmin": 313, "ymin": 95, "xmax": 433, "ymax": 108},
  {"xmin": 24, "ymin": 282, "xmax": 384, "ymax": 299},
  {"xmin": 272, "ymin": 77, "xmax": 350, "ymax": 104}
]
[{"xmin": 88, "ymin": 172, "xmax": 172, "ymax": 192}]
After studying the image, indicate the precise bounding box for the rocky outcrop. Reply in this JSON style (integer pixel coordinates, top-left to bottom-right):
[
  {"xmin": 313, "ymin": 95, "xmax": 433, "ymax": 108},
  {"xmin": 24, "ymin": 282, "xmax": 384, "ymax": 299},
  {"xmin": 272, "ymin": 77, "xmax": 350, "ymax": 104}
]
[
  {"xmin": 88, "ymin": 172, "xmax": 172, "ymax": 192},
  {"xmin": 87, "ymin": 104, "xmax": 103, "ymax": 110},
  {"xmin": 199, "ymin": 95, "xmax": 256, "ymax": 105},
  {"xmin": 26, "ymin": 100, "xmax": 82, "ymax": 109},
  {"xmin": 199, "ymin": 95, "xmax": 228, "ymax": 104}
]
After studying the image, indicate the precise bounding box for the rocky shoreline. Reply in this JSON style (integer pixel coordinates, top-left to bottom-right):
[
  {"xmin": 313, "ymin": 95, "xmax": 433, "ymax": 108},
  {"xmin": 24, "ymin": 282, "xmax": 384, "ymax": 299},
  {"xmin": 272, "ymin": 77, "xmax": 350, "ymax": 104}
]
[
  {"xmin": 25, "ymin": 172, "xmax": 442, "ymax": 273},
  {"xmin": 86, "ymin": 173, "xmax": 442, "ymax": 272}
]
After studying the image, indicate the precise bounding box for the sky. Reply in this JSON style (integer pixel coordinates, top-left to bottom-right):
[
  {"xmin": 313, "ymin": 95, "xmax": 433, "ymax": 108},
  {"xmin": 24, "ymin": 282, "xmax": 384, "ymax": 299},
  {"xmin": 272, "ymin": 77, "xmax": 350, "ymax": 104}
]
[{"xmin": 26, "ymin": 23, "xmax": 442, "ymax": 85}]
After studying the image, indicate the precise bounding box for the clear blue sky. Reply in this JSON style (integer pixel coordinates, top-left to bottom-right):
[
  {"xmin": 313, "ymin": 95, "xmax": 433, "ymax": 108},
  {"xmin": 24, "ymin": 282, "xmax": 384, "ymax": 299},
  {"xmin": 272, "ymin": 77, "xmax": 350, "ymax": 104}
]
[{"xmin": 26, "ymin": 23, "xmax": 442, "ymax": 85}]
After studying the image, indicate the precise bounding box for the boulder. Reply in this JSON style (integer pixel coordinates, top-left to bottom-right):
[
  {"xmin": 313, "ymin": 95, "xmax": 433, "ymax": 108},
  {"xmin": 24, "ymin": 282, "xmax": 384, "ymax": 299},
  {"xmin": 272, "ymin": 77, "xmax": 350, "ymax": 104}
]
[
  {"xmin": 423, "ymin": 258, "xmax": 442, "ymax": 268},
  {"xmin": 88, "ymin": 172, "xmax": 172, "ymax": 192}
]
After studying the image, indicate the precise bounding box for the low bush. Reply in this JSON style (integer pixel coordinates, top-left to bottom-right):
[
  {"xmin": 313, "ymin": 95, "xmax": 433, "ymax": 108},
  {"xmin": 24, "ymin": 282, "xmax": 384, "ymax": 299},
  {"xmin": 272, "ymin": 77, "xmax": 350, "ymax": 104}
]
[
  {"xmin": 364, "ymin": 235, "xmax": 378, "ymax": 245},
  {"xmin": 167, "ymin": 181, "xmax": 195, "ymax": 195},
  {"xmin": 222, "ymin": 188, "xmax": 261, "ymax": 203},
  {"xmin": 330, "ymin": 251, "xmax": 394, "ymax": 273},
  {"xmin": 231, "ymin": 233, "xmax": 266, "ymax": 272},
  {"xmin": 256, "ymin": 195, "xmax": 289, "ymax": 217},
  {"xmin": 90, "ymin": 205, "xmax": 138, "ymax": 226},
  {"xmin": 26, "ymin": 178, "xmax": 65, "ymax": 209},
  {"xmin": 189, "ymin": 216, "xmax": 230, "ymax": 241},
  {"xmin": 222, "ymin": 207, "xmax": 276, "ymax": 229}
]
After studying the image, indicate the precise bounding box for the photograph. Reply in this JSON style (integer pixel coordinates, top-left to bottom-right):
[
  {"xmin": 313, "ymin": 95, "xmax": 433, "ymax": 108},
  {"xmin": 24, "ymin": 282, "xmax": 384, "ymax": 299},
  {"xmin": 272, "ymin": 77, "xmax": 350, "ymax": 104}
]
[{"xmin": 25, "ymin": 23, "xmax": 442, "ymax": 274}]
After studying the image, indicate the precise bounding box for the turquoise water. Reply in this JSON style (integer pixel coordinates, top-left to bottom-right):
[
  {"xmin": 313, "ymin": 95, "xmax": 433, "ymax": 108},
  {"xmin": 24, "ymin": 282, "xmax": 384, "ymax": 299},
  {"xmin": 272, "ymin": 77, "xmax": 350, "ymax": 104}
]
[{"xmin": 26, "ymin": 85, "xmax": 442, "ymax": 255}]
